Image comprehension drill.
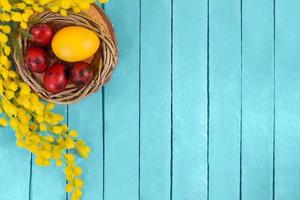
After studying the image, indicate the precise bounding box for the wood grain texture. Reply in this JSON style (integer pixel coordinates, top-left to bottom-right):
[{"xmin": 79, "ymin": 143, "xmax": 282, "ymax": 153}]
[
  {"xmin": 241, "ymin": 0, "xmax": 274, "ymax": 199},
  {"xmin": 209, "ymin": 0, "xmax": 241, "ymax": 199},
  {"xmin": 4, "ymin": 2, "xmax": 300, "ymax": 200},
  {"xmin": 172, "ymin": 0, "xmax": 208, "ymax": 199},
  {"xmin": 0, "ymin": 128, "xmax": 31, "ymax": 199},
  {"xmin": 139, "ymin": 0, "xmax": 172, "ymax": 199},
  {"xmin": 31, "ymin": 106, "xmax": 67, "ymax": 200},
  {"xmin": 275, "ymin": 1, "xmax": 300, "ymax": 199},
  {"xmin": 104, "ymin": 0, "xmax": 140, "ymax": 199},
  {"xmin": 68, "ymin": 91, "xmax": 104, "ymax": 200}
]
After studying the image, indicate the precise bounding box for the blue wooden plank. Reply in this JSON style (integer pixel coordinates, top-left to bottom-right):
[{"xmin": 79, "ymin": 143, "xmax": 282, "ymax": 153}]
[
  {"xmin": 139, "ymin": 0, "xmax": 171, "ymax": 199},
  {"xmin": 172, "ymin": 0, "xmax": 208, "ymax": 199},
  {"xmin": 0, "ymin": 128, "xmax": 31, "ymax": 199},
  {"xmin": 104, "ymin": 0, "xmax": 140, "ymax": 199},
  {"xmin": 68, "ymin": 92, "xmax": 103, "ymax": 200},
  {"xmin": 242, "ymin": 0, "xmax": 274, "ymax": 199},
  {"xmin": 31, "ymin": 106, "xmax": 67, "ymax": 200},
  {"xmin": 275, "ymin": 1, "xmax": 300, "ymax": 199},
  {"xmin": 209, "ymin": 0, "xmax": 241, "ymax": 199}
]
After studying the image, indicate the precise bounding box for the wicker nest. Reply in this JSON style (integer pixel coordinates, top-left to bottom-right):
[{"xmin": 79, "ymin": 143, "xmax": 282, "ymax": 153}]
[{"xmin": 13, "ymin": 4, "xmax": 118, "ymax": 104}]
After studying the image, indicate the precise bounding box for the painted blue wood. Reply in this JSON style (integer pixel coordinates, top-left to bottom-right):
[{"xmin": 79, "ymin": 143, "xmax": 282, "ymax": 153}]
[
  {"xmin": 275, "ymin": 1, "xmax": 300, "ymax": 199},
  {"xmin": 139, "ymin": 0, "xmax": 171, "ymax": 199},
  {"xmin": 241, "ymin": 1, "xmax": 274, "ymax": 200},
  {"xmin": 0, "ymin": 128, "xmax": 31, "ymax": 199},
  {"xmin": 209, "ymin": 0, "xmax": 241, "ymax": 199},
  {"xmin": 172, "ymin": 0, "xmax": 208, "ymax": 199},
  {"xmin": 31, "ymin": 106, "xmax": 67, "ymax": 200},
  {"xmin": 104, "ymin": 0, "xmax": 140, "ymax": 199},
  {"xmin": 68, "ymin": 3, "xmax": 104, "ymax": 200},
  {"xmin": 5, "ymin": 2, "xmax": 300, "ymax": 200},
  {"xmin": 68, "ymin": 92, "xmax": 103, "ymax": 200}
]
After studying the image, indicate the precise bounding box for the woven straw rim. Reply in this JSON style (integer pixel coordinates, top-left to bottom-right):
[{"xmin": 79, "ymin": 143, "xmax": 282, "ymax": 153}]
[{"xmin": 13, "ymin": 4, "xmax": 118, "ymax": 104}]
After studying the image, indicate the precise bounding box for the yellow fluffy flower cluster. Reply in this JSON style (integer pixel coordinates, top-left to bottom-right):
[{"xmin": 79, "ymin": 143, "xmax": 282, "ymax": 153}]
[
  {"xmin": 0, "ymin": 0, "xmax": 107, "ymax": 29},
  {"xmin": 0, "ymin": 0, "xmax": 108, "ymax": 200}
]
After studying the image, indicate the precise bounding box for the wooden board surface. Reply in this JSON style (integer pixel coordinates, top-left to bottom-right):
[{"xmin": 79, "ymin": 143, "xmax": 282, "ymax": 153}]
[{"xmin": 2, "ymin": 0, "xmax": 300, "ymax": 199}]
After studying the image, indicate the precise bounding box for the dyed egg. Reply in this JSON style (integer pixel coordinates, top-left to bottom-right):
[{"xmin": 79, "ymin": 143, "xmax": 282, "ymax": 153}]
[{"xmin": 51, "ymin": 26, "xmax": 100, "ymax": 62}]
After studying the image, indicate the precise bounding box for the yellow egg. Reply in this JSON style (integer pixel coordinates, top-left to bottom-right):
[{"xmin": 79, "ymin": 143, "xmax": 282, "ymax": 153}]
[{"xmin": 51, "ymin": 26, "xmax": 100, "ymax": 62}]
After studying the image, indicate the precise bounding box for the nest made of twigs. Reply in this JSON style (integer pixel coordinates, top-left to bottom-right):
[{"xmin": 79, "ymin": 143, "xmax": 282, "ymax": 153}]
[{"xmin": 13, "ymin": 4, "xmax": 118, "ymax": 104}]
